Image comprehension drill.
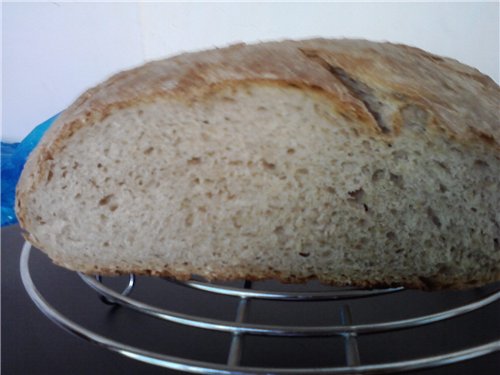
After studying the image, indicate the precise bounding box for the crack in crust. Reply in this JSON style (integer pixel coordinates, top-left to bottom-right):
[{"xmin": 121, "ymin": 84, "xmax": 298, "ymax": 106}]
[{"xmin": 298, "ymin": 48, "xmax": 391, "ymax": 134}]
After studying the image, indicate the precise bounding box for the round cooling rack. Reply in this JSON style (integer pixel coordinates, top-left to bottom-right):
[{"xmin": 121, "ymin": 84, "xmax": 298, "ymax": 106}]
[{"xmin": 20, "ymin": 242, "xmax": 500, "ymax": 374}]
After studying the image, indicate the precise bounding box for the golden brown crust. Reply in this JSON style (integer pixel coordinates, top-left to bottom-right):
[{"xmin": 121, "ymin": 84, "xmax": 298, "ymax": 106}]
[{"xmin": 16, "ymin": 38, "xmax": 500, "ymax": 290}]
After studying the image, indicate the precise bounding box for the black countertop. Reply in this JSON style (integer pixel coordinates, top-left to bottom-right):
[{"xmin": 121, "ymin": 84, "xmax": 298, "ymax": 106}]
[{"xmin": 2, "ymin": 224, "xmax": 499, "ymax": 375}]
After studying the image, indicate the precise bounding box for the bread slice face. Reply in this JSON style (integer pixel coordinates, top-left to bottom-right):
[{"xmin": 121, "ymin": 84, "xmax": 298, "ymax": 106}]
[{"xmin": 16, "ymin": 39, "xmax": 500, "ymax": 289}]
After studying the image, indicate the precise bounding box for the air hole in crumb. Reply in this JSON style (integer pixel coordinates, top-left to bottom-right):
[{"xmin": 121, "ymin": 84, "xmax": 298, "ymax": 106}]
[
  {"xmin": 287, "ymin": 148, "xmax": 295, "ymax": 155},
  {"xmin": 224, "ymin": 116, "xmax": 231, "ymax": 121},
  {"xmin": 75, "ymin": 193, "xmax": 82, "ymax": 199},
  {"xmin": 494, "ymin": 238, "xmax": 499, "ymax": 250},
  {"xmin": 47, "ymin": 170, "xmax": 53, "ymax": 182},
  {"xmin": 392, "ymin": 150, "xmax": 408, "ymax": 161},
  {"xmin": 187, "ymin": 157, "xmax": 201, "ymax": 165},
  {"xmin": 439, "ymin": 183, "xmax": 448, "ymax": 193},
  {"xmin": 274, "ymin": 226, "xmax": 284, "ymax": 234},
  {"xmin": 348, "ymin": 188, "xmax": 364, "ymax": 202},
  {"xmin": 363, "ymin": 204, "xmax": 369, "ymax": 212},
  {"xmin": 72, "ymin": 162, "xmax": 79, "ymax": 170},
  {"xmin": 185, "ymin": 213, "xmax": 193, "ymax": 227},
  {"xmin": 426, "ymin": 207, "xmax": 442, "ymax": 228},
  {"xmin": 386, "ymin": 231, "xmax": 396, "ymax": 240},
  {"xmin": 231, "ymin": 217, "xmax": 242, "ymax": 229},
  {"xmin": 202, "ymin": 120, "xmax": 209, "ymax": 124},
  {"xmin": 180, "ymin": 198, "xmax": 190, "ymax": 209},
  {"xmin": 389, "ymin": 173, "xmax": 404, "ymax": 189},
  {"xmin": 103, "ymin": 242, "xmax": 109, "ymax": 247},
  {"xmin": 297, "ymin": 168, "xmax": 309, "ymax": 174},
  {"xmin": 109, "ymin": 204, "xmax": 118, "ymax": 212},
  {"xmin": 326, "ymin": 186, "xmax": 336, "ymax": 194},
  {"xmin": 372, "ymin": 169, "xmax": 384, "ymax": 182},
  {"xmin": 261, "ymin": 159, "xmax": 275, "ymax": 170},
  {"xmin": 474, "ymin": 159, "xmax": 489, "ymax": 168},
  {"xmin": 99, "ymin": 194, "xmax": 114, "ymax": 206},
  {"xmin": 97, "ymin": 163, "xmax": 103, "ymax": 168},
  {"xmin": 433, "ymin": 160, "xmax": 450, "ymax": 173},
  {"xmin": 299, "ymin": 252, "xmax": 310, "ymax": 258},
  {"xmin": 144, "ymin": 147, "xmax": 154, "ymax": 155}
]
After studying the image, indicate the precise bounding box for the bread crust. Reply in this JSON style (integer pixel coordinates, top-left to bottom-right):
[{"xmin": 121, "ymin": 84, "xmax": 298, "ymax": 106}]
[
  {"xmin": 69, "ymin": 265, "xmax": 488, "ymax": 291},
  {"xmin": 16, "ymin": 39, "xmax": 500, "ymax": 289}
]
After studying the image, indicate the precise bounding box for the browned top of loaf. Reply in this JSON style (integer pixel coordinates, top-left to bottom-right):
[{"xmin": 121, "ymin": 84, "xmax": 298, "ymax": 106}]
[
  {"xmin": 32, "ymin": 39, "xmax": 500, "ymax": 150},
  {"xmin": 15, "ymin": 38, "xmax": 500, "ymax": 225}
]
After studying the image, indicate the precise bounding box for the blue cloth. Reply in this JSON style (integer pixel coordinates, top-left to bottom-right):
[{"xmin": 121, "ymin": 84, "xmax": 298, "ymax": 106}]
[{"xmin": 1, "ymin": 114, "xmax": 59, "ymax": 226}]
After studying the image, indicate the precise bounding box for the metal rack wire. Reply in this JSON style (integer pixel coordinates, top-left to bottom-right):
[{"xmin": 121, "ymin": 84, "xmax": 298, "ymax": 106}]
[{"xmin": 20, "ymin": 242, "xmax": 500, "ymax": 374}]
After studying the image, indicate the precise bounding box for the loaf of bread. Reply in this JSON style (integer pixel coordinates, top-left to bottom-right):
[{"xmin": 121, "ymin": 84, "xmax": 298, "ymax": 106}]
[{"xmin": 16, "ymin": 39, "xmax": 500, "ymax": 289}]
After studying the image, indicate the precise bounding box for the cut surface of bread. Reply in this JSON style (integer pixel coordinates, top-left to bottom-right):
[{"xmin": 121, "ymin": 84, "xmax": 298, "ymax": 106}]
[{"xmin": 16, "ymin": 39, "xmax": 500, "ymax": 289}]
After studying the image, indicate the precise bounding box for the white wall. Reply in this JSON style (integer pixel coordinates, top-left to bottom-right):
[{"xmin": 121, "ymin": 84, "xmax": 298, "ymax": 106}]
[{"xmin": 2, "ymin": 1, "xmax": 499, "ymax": 141}]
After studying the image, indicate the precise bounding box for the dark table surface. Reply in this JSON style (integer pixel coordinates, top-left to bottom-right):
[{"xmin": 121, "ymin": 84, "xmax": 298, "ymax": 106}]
[{"xmin": 2, "ymin": 224, "xmax": 500, "ymax": 375}]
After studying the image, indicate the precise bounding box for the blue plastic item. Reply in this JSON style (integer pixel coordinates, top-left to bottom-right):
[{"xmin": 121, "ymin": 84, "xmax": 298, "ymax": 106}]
[{"xmin": 1, "ymin": 114, "xmax": 59, "ymax": 226}]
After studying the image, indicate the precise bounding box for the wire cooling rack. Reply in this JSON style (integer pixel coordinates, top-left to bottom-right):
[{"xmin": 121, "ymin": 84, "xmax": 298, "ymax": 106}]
[{"xmin": 20, "ymin": 242, "xmax": 500, "ymax": 374}]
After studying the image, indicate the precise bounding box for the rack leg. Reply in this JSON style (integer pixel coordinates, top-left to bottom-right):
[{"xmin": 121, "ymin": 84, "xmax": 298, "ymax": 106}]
[
  {"xmin": 95, "ymin": 274, "xmax": 136, "ymax": 305},
  {"xmin": 227, "ymin": 280, "xmax": 252, "ymax": 366},
  {"xmin": 340, "ymin": 304, "xmax": 361, "ymax": 367}
]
